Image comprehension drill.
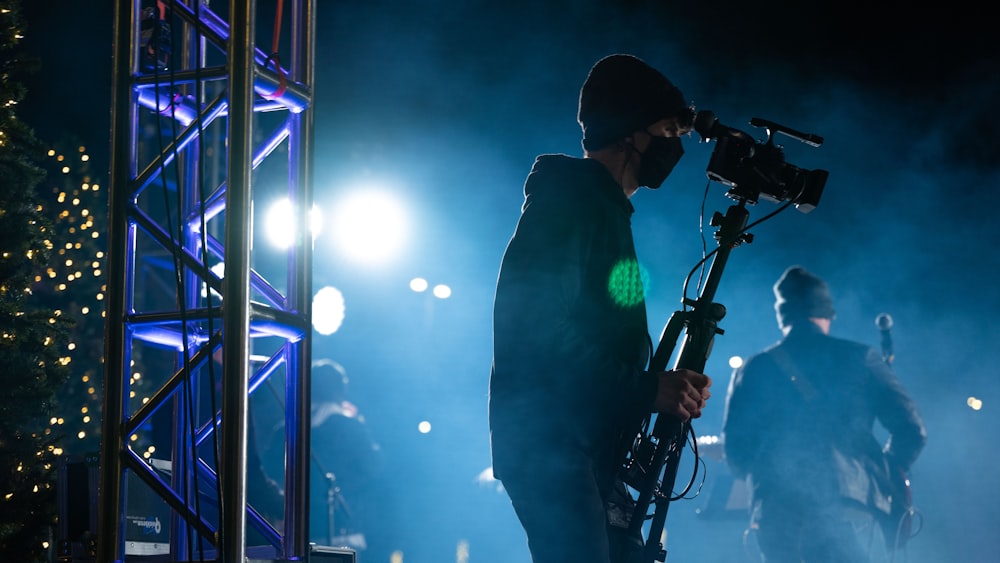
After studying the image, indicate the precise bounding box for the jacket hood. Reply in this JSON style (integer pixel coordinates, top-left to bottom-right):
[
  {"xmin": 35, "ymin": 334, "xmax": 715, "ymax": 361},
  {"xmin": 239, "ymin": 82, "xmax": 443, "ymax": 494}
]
[{"xmin": 523, "ymin": 154, "xmax": 631, "ymax": 213}]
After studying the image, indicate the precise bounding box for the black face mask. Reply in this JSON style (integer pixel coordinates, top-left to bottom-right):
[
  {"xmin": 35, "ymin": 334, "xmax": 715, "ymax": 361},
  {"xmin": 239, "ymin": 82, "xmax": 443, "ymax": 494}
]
[{"xmin": 635, "ymin": 136, "xmax": 684, "ymax": 189}]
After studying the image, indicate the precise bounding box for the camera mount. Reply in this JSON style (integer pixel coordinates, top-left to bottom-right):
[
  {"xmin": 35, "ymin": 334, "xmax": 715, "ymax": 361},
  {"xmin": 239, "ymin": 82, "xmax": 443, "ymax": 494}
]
[{"xmin": 616, "ymin": 112, "xmax": 831, "ymax": 562}]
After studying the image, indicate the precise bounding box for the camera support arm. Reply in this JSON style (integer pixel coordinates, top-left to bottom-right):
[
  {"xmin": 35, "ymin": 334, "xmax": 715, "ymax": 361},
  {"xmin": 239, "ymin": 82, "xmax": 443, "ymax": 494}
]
[{"xmin": 624, "ymin": 201, "xmax": 751, "ymax": 563}]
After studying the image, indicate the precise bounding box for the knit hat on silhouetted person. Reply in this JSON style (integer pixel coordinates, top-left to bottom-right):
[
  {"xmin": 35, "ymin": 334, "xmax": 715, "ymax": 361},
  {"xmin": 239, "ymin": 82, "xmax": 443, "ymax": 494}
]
[
  {"xmin": 312, "ymin": 358, "xmax": 349, "ymax": 400},
  {"xmin": 577, "ymin": 54, "xmax": 689, "ymax": 152},
  {"xmin": 773, "ymin": 266, "xmax": 836, "ymax": 328}
]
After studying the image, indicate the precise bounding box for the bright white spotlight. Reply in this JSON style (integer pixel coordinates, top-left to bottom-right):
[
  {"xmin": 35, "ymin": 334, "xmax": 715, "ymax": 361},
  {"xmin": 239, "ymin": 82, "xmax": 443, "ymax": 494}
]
[
  {"xmin": 432, "ymin": 284, "xmax": 451, "ymax": 299},
  {"xmin": 331, "ymin": 189, "xmax": 408, "ymax": 265},
  {"xmin": 418, "ymin": 420, "xmax": 432, "ymax": 434},
  {"xmin": 728, "ymin": 355, "xmax": 744, "ymax": 369},
  {"xmin": 313, "ymin": 285, "xmax": 346, "ymax": 335},
  {"xmin": 410, "ymin": 277, "xmax": 428, "ymax": 292},
  {"xmin": 265, "ymin": 198, "xmax": 322, "ymax": 249}
]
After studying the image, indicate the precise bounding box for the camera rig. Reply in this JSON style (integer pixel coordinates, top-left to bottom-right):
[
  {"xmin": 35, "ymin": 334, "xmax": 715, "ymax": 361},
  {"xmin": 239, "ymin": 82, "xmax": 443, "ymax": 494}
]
[
  {"xmin": 694, "ymin": 110, "xmax": 828, "ymax": 212},
  {"xmin": 614, "ymin": 112, "xmax": 830, "ymax": 562}
]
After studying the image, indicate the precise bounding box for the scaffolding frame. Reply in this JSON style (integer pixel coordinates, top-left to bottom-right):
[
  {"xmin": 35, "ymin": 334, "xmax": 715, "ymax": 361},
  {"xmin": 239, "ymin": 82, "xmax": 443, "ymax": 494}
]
[{"xmin": 97, "ymin": 1, "xmax": 316, "ymax": 561}]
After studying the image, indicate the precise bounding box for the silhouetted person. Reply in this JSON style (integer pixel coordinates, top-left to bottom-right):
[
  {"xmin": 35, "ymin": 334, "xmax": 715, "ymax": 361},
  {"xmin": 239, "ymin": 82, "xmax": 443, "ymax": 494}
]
[
  {"xmin": 722, "ymin": 266, "xmax": 927, "ymax": 562},
  {"xmin": 306, "ymin": 359, "xmax": 383, "ymax": 553},
  {"xmin": 488, "ymin": 53, "xmax": 713, "ymax": 563}
]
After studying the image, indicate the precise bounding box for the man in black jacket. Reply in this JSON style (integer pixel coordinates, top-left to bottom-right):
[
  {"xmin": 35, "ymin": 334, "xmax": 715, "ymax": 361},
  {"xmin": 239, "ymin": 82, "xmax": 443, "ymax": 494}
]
[
  {"xmin": 722, "ymin": 266, "xmax": 927, "ymax": 562},
  {"xmin": 488, "ymin": 54, "xmax": 713, "ymax": 563}
]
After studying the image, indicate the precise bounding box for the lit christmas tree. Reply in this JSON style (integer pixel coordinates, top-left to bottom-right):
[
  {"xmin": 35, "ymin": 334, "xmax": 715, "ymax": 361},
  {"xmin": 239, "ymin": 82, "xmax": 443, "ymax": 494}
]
[
  {"xmin": 36, "ymin": 139, "xmax": 108, "ymax": 459},
  {"xmin": 0, "ymin": 1, "xmax": 73, "ymax": 560}
]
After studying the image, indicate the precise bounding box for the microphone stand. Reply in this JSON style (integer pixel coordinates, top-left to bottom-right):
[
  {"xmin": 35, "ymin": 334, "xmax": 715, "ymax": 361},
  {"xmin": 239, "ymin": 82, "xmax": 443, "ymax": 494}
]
[
  {"xmin": 622, "ymin": 201, "xmax": 751, "ymax": 563},
  {"xmin": 324, "ymin": 471, "xmax": 338, "ymax": 546},
  {"xmin": 312, "ymin": 456, "xmax": 351, "ymax": 546},
  {"xmin": 874, "ymin": 312, "xmax": 917, "ymax": 553},
  {"xmin": 263, "ymin": 379, "xmax": 357, "ymax": 548}
]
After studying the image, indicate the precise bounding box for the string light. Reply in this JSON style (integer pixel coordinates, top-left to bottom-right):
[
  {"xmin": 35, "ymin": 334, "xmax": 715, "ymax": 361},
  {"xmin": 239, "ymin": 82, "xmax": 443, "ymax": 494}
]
[
  {"xmin": 29, "ymin": 143, "xmax": 115, "ymax": 462},
  {"xmin": 1, "ymin": 9, "xmax": 92, "ymax": 556}
]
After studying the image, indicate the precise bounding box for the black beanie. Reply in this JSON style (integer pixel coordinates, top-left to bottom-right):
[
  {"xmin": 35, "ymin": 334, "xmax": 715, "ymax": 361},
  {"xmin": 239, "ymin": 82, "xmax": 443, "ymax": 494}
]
[
  {"xmin": 312, "ymin": 358, "xmax": 349, "ymax": 399},
  {"xmin": 773, "ymin": 266, "xmax": 836, "ymax": 328},
  {"xmin": 578, "ymin": 54, "xmax": 688, "ymax": 151}
]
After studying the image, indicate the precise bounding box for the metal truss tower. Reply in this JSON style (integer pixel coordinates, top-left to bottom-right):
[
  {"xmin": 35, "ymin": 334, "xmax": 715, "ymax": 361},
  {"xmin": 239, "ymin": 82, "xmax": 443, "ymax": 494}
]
[{"xmin": 97, "ymin": 1, "xmax": 320, "ymax": 561}]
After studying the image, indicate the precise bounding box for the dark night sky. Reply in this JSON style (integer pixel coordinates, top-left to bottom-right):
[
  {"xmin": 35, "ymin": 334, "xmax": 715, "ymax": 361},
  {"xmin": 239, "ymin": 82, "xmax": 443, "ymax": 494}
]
[{"xmin": 18, "ymin": 2, "xmax": 1000, "ymax": 562}]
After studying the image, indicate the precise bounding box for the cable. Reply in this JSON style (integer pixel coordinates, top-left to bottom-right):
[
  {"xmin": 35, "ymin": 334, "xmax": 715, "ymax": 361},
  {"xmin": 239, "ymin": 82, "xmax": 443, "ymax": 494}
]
[
  {"xmin": 667, "ymin": 425, "xmax": 705, "ymax": 502},
  {"xmin": 149, "ymin": 2, "xmax": 221, "ymax": 558},
  {"xmin": 682, "ymin": 184, "xmax": 801, "ymax": 306},
  {"xmin": 190, "ymin": 0, "xmax": 225, "ymax": 557}
]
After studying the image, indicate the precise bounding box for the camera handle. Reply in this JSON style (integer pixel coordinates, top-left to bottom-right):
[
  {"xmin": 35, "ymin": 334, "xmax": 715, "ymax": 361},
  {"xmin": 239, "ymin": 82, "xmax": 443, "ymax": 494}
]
[
  {"xmin": 624, "ymin": 201, "xmax": 751, "ymax": 563},
  {"xmin": 749, "ymin": 117, "xmax": 824, "ymax": 148}
]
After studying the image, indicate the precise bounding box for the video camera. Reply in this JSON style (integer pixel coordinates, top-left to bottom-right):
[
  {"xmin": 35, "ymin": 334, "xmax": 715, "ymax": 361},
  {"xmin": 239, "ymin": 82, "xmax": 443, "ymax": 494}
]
[{"xmin": 694, "ymin": 110, "xmax": 828, "ymax": 212}]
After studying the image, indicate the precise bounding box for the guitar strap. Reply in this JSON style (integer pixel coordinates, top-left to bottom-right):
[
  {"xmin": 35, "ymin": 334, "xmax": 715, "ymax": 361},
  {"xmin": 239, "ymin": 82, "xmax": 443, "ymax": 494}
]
[
  {"xmin": 767, "ymin": 343, "xmax": 907, "ymax": 544},
  {"xmin": 767, "ymin": 345, "xmax": 817, "ymax": 401}
]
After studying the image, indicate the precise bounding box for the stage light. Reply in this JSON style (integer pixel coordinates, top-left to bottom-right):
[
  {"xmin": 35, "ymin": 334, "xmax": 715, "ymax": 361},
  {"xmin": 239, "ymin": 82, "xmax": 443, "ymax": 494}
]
[
  {"xmin": 313, "ymin": 285, "xmax": 346, "ymax": 336},
  {"xmin": 330, "ymin": 188, "xmax": 408, "ymax": 265},
  {"xmin": 264, "ymin": 197, "xmax": 322, "ymax": 249},
  {"xmin": 410, "ymin": 278, "xmax": 450, "ymax": 298},
  {"xmin": 409, "ymin": 277, "xmax": 429, "ymax": 292},
  {"xmin": 967, "ymin": 396, "xmax": 983, "ymax": 411}
]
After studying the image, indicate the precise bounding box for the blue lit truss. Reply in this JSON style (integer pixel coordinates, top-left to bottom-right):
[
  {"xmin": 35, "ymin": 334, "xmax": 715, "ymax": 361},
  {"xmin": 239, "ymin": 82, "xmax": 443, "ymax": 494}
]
[{"xmin": 98, "ymin": 1, "xmax": 317, "ymax": 561}]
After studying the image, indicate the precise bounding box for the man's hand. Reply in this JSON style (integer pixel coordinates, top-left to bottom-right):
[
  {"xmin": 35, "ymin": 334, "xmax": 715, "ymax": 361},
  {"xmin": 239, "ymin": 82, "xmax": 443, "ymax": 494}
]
[{"xmin": 653, "ymin": 369, "xmax": 712, "ymax": 421}]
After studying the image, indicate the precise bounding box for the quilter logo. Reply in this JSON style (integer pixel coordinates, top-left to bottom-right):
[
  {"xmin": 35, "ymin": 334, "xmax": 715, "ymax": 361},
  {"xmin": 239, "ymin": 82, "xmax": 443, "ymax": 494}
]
[
  {"xmin": 132, "ymin": 516, "xmax": 162, "ymax": 535},
  {"xmin": 125, "ymin": 510, "xmax": 170, "ymax": 555}
]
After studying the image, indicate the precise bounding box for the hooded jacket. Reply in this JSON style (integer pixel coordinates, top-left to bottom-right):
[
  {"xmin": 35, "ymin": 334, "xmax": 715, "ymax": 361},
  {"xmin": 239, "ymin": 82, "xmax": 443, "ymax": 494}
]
[{"xmin": 488, "ymin": 154, "xmax": 658, "ymax": 481}]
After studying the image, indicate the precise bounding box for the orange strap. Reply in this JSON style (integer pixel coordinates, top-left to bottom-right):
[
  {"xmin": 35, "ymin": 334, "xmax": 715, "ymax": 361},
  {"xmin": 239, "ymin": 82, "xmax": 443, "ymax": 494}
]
[{"xmin": 262, "ymin": 0, "xmax": 287, "ymax": 100}]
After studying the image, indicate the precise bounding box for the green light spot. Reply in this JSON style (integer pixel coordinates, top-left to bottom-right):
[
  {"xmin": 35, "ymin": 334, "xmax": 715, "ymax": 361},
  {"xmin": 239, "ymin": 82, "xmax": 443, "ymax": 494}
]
[{"xmin": 608, "ymin": 258, "xmax": 647, "ymax": 308}]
